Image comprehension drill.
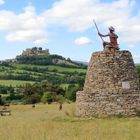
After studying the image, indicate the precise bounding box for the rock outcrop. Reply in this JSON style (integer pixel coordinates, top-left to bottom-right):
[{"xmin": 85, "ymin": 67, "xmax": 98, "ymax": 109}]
[{"xmin": 76, "ymin": 50, "xmax": 140, "ymax": 117}]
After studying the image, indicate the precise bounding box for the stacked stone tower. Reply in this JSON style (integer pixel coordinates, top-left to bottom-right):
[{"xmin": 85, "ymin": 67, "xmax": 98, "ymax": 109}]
[{"xmin": 76, "ymin": 50, "xmax": 140, "ymax": 117}]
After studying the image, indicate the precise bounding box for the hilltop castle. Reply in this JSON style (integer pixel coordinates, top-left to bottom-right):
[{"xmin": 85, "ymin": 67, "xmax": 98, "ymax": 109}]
[{"xmin": 21, "ymin": 47, "xmax": 49, "ymax": 56}]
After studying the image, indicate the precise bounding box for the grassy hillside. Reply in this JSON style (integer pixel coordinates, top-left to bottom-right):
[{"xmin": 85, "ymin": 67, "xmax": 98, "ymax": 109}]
[
  {"xmin": 0, "ymin": 54, "xmax": 87, "ymax": 86},
  {"xmin": 0, "ymin": 50, "xmax": 139, "ymax": 104},
  {"xmin": 0, "ymin": 52, "xmax": 87, "ymax": 104},
  {"xmin": 0, "ymin": 103, "xmax": 139, "ymax": 140},
  {"xmin": 16, "ymin": 54, "xmax": 86, "ymax": 68},
  {"xmin": 0, "ymin": 80, "xmax": 35, "ymax": 87}
]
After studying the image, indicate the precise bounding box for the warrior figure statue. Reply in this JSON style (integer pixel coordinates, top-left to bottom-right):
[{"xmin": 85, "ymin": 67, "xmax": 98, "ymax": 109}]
[{"xmin": 98, "ymin": 26, "xmax": 119, "ymax": 50}]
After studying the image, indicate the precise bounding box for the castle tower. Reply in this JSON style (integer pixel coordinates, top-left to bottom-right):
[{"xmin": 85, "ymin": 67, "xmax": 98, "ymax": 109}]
[{"xmin": 76, "ymin": 50, "xmax": 140, "ymax": 117}]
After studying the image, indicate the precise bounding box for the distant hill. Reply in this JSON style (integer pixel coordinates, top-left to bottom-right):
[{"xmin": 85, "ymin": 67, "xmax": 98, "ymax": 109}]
[
  {"xmin": 0, "ymin": 47, "xmax": 139, "ymax": 105},
  {"xmin": 0, "ymin": 47, "xmax": 87, "ymax": 87},
  {"xmin": 15, "ymin": 47, "xmax": 87, "ymax": 68},
  {"xmin": 73, "ymin": 60, "xmax": 88, "ymax": 66}
]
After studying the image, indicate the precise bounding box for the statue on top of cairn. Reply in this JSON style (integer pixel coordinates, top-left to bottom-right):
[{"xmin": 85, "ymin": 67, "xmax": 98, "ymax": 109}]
[
  {"xmin": 98, "ymin": 26, "xmax": 119, "ymax": 51},
  {"xmin": 93, "ymin": 20, "xmax": 119, "ymax": 52}
]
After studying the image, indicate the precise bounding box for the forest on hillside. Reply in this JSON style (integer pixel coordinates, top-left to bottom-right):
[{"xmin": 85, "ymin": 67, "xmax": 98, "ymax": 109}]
[
  {"xmin": 0, "ymin": 54, "xmax": 140, "ymax": 105},
  {"xmin": 0, "ymin": 54, "xmax": 87, "ymax": 105}
]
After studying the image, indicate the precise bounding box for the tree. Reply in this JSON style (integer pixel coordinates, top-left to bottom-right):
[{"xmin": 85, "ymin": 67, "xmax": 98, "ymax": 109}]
[
  {"xmin": 65, "ymin": 84, "xmax": 77, "ymax": 101},
  {"xmin": 32, "ymin": 47, "xmax": 37, "ymax": 51},
  {"xmin": 41, "ymin": 92, "xmax": 53, "ymax": 104},
  {"xmin": 0, "ymin": 95, "xmax": 3, "ymax": 105},
  {"xmin": 67, "ymin": 57, "xmax": 72, "ymax": 62},
  {"xmin": 25, "ymin": 93, "xmax": 41, "ymax": 104},
  {"xmin": 22, "ymin": 83, "xmax": 43, "ymax": 104},
  {"xmin": 56, "ymin": 95, "xmax": 65, "ymax": 104},
  {"xmin": 38, "ymin": 47, "xmax": 42, "ymax": 51}
]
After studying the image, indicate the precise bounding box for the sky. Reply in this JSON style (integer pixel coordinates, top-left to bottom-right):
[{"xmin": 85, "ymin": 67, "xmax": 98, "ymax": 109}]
[{"xmin": 0, "ymin": 0, "xmax": 140, "ymax": 63}]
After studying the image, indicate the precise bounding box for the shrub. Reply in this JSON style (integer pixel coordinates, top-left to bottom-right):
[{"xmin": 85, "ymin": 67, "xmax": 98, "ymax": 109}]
[
  {"xmin": 65, "ymin": 84, "xmax": 77, "ymax": 102},
  {"xmin": 24, "ymin": 93, "xmax": 41, "ymax": 104},
  {"xmin": 41, "ymin": 92, "xmax": 53, "ymax": 104}
]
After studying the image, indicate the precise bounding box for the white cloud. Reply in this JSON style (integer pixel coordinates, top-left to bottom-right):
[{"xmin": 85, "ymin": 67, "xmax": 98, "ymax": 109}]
[
  {"xmin": 43, "ymin": 0, "xmax": 140, "ymax": 43},
  {"xmin": 74, "ymin": 37, "xmax": 92, "ymax": 45},
  {"xmin": 0, "ymin": 0, "xmax": 140, "ymax": 45},
  {"xmin": 0, "ymin": 5, "xmax": 47, "ymax": 42},
  {"xmin": 0, "ymin": 0, "xmax": 4, "ymax": 5},
  {"xmin": 44, "ymin": 0, "xmax": 132, "ymax": 31},
  {"xmin": 127, "ymin": 44, "xmax": 136, "ymax": 48},
  {"xmin": 33, "ymin": 38, "xmax": 48, "ymax": 46},
  {"xmin": 6, "ymin": 30, "xmax": 46, "ymax": 42},
  {"xmin": 0, "ymin": 11, "xmax": 18, "ymax": 31}
]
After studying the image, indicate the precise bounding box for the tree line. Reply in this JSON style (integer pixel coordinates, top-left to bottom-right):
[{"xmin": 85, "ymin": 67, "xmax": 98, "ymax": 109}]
[
  {"xmin": 16, "ymin": 54, "xmax": 87, "ymax": 68},
  {"xmin": 0, "ymin": 81, "xmax": 83, "ymax": 105}
]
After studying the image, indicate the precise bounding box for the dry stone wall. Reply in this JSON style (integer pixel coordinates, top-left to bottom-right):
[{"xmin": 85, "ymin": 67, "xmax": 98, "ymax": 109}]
[{"xmin": 76, "ymin": 50, "xmax": 140, "ymax": 117}]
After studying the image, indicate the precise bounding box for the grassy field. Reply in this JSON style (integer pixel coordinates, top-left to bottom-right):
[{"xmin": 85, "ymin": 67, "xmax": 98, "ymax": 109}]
[
  {"xmin": 0, "ymin": 64, "xmax": 86, "ymax": 86},
  {"xmin": 0, "ymin": 80, "xmax": 35, "ymax": 87},
  {"xmin": 13, "ymin": 64, "xmax": 87, "ymax": 73},
  {"xmin": 0, "ymin": 103, "xmax": 140, "ymax": 140}
]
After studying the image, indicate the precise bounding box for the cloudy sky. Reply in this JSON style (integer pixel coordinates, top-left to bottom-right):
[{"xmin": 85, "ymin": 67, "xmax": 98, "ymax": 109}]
[{"xmin": 0, "ymin": 0, "xmax": 140, "ymax": 63}]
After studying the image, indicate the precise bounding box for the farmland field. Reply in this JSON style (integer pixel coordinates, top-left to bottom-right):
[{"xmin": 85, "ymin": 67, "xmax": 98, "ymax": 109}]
[
  {"xmin": 0, "ymin": 103, "xmax": 140, "ymax": 140},
  {"xmin": 0, "ymin": 80, "xmax": 35, "ymax": 87},
  {"xmin": 13, "ymin": 64, "xmax": 87, "ymax": 73}
]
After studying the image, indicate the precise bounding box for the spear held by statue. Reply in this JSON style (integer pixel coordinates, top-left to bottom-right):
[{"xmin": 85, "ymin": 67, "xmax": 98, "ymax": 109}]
[{"xmin": 93, "ymin": 19, "xmax": 104, "ymax": 42}]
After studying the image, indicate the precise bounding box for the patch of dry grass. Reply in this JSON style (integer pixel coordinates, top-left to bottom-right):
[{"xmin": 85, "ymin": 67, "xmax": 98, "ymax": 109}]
[{"xmin": 0, "ymin": 103, "xmax": 140, "ymax": 140}]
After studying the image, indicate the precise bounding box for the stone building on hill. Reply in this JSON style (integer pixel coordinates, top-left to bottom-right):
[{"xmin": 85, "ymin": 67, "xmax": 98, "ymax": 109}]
[
  {"xmin": 76, "ymin": 50, "xmax": 140, "ymax": 117},
  {"xmin": 21, "ymin": 47, "xmax": 49, "ymax": 56}
]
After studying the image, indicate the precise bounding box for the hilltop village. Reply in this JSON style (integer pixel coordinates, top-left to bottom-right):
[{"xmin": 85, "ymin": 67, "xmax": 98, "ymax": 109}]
[
  {"xmin": 0, "ymin": 47, "xmax": 50, "ymax": 63},
  {"xmin": 21, "ymin": 47, "xmax": 50, "ymax": 56}
]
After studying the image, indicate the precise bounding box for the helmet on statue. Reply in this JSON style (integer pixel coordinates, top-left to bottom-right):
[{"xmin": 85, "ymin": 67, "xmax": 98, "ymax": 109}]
[{"xmin": 109, "ymin": 26, "xmax": 115, "ymax": 31}]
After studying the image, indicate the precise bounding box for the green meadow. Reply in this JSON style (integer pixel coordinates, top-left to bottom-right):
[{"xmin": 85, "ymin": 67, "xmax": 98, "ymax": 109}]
[
  {"xmin": 13, "ymin": 64, "xmax": 87, "ymax": 73},
  {"xmin": 0, "ymin": 80, "xmax": 35, "ymax": 87},
  {"xmin": 0, "ymin": 103, "xmax": 139, "ymax": 140}
]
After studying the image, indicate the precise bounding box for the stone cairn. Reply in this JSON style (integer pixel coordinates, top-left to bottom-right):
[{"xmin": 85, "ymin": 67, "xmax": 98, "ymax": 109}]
[{"xmin": 76, "ymin": 49, "xmax": 140, "ymax": 117}]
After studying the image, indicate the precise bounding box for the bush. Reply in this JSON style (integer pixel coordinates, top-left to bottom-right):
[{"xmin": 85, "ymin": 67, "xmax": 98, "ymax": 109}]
[
  {"xmin": 56, "ymin": 95, "xmax": 65, "ymax": 104},
  {"xmin": 24, "ymin": 93, "xmax": 41, "ymax": 104},
  {"xmin": 0, "ymin": 95, "xmax": 4, "ymax": 105},
  {"xmin": 65, "ymin": 84, "xmax": 77, "ymax": 102},
  {"xmin": 41, "ymin": 92, "xmax": 53, "ymax": 104}
]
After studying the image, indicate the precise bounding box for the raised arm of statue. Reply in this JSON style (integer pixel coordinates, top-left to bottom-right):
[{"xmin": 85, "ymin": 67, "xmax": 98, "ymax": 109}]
[{"xmin": 98, "ymin": 32, "xmax": 109, "ymax": 37}]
